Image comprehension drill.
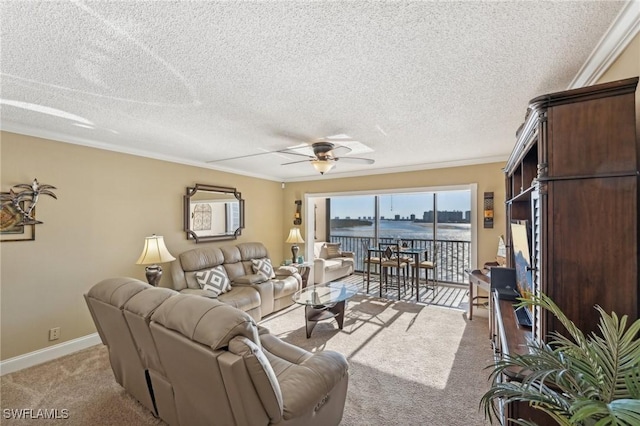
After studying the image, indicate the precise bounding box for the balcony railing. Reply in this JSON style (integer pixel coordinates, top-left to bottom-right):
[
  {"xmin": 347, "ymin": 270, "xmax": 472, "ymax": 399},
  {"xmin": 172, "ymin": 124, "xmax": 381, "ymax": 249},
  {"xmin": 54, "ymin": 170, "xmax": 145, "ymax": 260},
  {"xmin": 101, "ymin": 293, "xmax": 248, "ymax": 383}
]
[{"xmin": 329, "ymin": 235, "xmax": 471, "ymax": 284}]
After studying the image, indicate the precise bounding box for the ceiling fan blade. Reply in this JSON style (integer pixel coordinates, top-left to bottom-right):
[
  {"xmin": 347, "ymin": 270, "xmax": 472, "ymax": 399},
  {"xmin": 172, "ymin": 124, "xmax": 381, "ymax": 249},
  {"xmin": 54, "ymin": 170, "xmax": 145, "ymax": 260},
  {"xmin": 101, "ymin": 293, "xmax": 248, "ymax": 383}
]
[
  {"xmin": 206, "ymin": 145, "xmax": 312, "ymax": 163},
  {"xmin": 330, "ymin": 145, "xmax": 352, "ymax": 156},
  {"xmin": 336, "ymin": 157, "xmax": 375, "ymax": 165},
  {"xmin": 281, "ymin": 159, "xmax": 313, "ymax": 166},
  {"xmin": 206, "ymin": 148, "xmax": 292, "ymax": 163},
  {"xmin": 271, "ymin": 129, "xmax": 313, "ymax": 143},
  {"xmin": 278, "ymin": 149, "xmax": 314, "ymax": 158}
]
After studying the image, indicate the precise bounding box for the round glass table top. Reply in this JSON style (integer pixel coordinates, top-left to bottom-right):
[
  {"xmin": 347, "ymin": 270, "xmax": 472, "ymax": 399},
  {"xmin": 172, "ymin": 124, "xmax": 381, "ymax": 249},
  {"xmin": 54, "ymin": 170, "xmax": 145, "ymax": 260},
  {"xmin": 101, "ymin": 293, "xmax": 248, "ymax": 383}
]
[{"xmin": 292, "ymin": 282, "xmax": 359, "ymax": 307}]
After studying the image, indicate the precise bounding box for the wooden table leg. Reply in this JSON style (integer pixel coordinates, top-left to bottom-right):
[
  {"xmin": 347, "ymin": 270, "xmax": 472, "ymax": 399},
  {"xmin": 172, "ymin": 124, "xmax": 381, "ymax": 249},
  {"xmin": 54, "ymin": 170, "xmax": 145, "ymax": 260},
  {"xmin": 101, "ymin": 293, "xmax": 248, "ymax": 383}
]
[
  {"xmin": 469, "ymin": 279, "xmax": 474, "ymax": 320},
  {"xmin": 330, "ymin": 301, "xmax": 346, "ymax": 329},
  {"xmin": 366, "ymin": 251, "xmax": 371, "ymax": 294},
  {"xmin": 305, "ymin": 305, "xmax": 317, "ymax": 338},
  {"xmin": 414, "ymin": 254, "xmax": 419, "ymax": 302},
  {"xmin": 299, "ymin": 265, "xmax": 310, "ymax": 288},
  {"xmin": 304, "ymin": 301, "xmax": 346, "ymax": 338}
]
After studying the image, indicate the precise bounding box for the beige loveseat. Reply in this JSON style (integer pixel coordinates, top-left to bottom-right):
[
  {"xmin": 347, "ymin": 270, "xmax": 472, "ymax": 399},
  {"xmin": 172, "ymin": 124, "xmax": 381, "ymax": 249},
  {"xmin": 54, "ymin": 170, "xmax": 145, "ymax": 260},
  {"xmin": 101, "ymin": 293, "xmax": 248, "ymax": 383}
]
[
  {"xmin": 313, "ymin": 242, "xmax": 355, "ymax": 285},
  {"xmin": 171, "ymin": 242, "xmax": 301, "ymax": 321},
  {"xmin": 84, "ymin": 277, "xmax": 349, "ymax": 426}
]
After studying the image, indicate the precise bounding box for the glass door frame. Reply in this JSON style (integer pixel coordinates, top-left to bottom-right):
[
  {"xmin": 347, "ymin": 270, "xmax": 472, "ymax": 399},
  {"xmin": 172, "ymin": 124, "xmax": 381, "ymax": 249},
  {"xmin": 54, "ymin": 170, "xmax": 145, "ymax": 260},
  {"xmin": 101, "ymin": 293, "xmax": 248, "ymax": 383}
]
[{"xmin": 303, "ymin": 184, "xmax": 478, "ymax": 279}]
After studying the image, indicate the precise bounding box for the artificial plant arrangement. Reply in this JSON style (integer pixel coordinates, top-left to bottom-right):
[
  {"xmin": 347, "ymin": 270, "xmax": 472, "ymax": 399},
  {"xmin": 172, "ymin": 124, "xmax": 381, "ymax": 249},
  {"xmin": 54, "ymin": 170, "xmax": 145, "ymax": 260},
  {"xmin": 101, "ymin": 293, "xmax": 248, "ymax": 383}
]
[{"xmin": 481, "ymin": 293, "xmax": 640, "ymax": 426}]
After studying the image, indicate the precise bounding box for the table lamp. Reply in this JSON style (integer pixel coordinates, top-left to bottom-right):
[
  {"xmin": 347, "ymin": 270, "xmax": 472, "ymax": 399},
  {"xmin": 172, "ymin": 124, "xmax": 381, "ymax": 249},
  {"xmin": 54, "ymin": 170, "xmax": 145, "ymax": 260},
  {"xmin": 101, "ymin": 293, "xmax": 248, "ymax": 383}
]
[
  {"xmin": 285, "ymin": 227, "xmax": 305, "ymax": 264},
  {"xmin": 136, "ymin": 234, "xmax": 176, "ymax": 286}
]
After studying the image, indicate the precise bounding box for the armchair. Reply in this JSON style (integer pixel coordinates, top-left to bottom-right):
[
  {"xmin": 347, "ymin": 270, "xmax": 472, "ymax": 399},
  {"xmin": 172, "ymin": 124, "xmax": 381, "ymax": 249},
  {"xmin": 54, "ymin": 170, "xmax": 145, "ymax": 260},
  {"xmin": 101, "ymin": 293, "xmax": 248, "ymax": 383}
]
[{"xmin": 150, "ymin": 292, "xmax": 349, "ymax": 425}]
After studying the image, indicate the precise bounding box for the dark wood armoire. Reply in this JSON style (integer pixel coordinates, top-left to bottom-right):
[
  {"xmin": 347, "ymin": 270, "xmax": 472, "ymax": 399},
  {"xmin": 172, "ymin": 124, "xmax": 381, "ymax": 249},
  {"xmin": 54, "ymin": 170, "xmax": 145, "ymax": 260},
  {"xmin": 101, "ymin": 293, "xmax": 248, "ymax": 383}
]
[
  {"xmin": 505, "ymin": 76, "xmax": 639, "ymax": 339},
  {"xmin": 496, "ymin": 76, "xmax": 639, "ymax": 425}
]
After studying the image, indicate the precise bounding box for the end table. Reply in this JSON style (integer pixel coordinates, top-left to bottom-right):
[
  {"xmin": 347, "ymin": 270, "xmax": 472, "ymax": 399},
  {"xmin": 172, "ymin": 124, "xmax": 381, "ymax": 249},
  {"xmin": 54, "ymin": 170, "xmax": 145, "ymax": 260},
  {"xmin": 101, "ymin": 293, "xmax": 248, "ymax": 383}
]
[{"xmin": 291, "ymin": 261, "xmax": 313, "ymax": 288}]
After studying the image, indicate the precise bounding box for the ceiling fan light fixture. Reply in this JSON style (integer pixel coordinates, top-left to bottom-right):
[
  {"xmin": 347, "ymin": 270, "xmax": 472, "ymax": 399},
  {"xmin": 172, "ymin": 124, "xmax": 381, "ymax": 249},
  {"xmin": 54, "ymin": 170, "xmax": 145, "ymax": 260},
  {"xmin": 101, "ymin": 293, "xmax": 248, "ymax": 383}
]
[{"xmin": 311, "ymin": 160, "xmax": 335, "ymax": 175}]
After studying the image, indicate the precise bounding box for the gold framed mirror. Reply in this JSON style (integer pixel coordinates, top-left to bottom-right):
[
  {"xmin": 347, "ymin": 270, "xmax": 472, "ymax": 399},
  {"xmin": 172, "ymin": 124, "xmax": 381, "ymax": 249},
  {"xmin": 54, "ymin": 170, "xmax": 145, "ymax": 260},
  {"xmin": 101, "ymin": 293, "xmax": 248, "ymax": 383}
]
[{"xmin": 184, "ymin": 184, "xmax": 245, "ymax": 243}]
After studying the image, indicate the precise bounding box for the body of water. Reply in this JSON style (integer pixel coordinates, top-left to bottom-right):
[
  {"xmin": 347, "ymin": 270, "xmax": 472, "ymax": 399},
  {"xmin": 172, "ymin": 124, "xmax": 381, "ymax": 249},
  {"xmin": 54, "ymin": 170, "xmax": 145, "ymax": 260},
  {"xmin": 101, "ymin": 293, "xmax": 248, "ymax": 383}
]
[
  {"xmin": 330, "ymin": 220, "xmax": 471, "ymax": 283},
  {"xmin": 332, "ymin": 220, "xmax": 470, "ymax": 242}
]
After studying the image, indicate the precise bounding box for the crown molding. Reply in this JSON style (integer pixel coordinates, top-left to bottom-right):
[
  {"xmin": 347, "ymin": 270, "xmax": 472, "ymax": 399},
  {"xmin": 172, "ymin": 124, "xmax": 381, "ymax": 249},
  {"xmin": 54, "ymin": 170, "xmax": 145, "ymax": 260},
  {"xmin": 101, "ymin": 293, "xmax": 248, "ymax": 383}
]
[
  {"xmin": 0, "ymin": 123, "xmax": 284, "ymax": 182},
  {"xmin": 569, "ymin": 0, "xmax": 640, "ymax": 89},
  {"xmin": 2, "ymin": 123, "xmax": 506, "ymax": 183}
]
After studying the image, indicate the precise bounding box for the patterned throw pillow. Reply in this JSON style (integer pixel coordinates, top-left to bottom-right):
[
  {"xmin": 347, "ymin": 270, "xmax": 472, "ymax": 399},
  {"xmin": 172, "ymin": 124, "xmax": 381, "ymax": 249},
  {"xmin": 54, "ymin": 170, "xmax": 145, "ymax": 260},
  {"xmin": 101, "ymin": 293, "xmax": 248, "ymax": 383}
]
[
  {"xmin": 195, "ymin": 265, "xmax": 231, "ymax": 297},
  {"xmin": 325, "ymin": 243, "xmax": 342, "ymax": 259},
  {"xmin": 251, "ymin": 258, "xmax": 275, "ymax": 279}
]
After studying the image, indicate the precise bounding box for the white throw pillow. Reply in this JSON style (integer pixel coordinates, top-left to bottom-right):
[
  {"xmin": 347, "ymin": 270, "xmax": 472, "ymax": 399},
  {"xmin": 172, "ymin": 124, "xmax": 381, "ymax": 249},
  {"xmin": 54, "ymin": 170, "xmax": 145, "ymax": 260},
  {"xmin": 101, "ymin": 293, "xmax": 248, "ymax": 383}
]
[
  {"xmin": 325, "ymin": 242, "xmax": 342, "ymax": 259},
  {"xmin": 251, "ymin": 258, "xmax": 275, "ymax": 279},
  {"xmin": 195, "ymin": 265, "xmax": 231, "ymax": 296}
]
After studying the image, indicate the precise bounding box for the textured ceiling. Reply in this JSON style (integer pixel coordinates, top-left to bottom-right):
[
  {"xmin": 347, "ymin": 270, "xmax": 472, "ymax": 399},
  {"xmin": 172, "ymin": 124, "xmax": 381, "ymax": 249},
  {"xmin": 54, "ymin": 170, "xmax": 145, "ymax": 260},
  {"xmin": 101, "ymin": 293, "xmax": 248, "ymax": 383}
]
[{"xmin": 0, "ymin": 1, "xmax": 632, "ymax": 181}]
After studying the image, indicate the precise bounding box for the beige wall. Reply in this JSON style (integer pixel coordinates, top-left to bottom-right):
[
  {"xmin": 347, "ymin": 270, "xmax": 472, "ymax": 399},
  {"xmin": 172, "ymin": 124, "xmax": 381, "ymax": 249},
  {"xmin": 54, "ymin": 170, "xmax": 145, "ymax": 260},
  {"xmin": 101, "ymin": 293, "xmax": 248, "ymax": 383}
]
[
  {"xmin": 0, "ymin": 132, "xmax": 285, "ymax": 360},
  {"xmin": 1, "ymin": 131, "xmax": 505, "ymax": 361},
  {"xmin": 596, "ymin": 32, "xmax": 640, "ymax": 136}
]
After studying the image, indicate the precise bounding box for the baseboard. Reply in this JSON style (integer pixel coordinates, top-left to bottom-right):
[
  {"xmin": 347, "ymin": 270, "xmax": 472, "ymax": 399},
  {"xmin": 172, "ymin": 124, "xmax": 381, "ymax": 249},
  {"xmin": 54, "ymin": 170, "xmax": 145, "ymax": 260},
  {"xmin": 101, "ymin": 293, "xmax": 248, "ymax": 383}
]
[{"xmin": 0, "ymin": 333, "xmax": 101, "ymax": 376}]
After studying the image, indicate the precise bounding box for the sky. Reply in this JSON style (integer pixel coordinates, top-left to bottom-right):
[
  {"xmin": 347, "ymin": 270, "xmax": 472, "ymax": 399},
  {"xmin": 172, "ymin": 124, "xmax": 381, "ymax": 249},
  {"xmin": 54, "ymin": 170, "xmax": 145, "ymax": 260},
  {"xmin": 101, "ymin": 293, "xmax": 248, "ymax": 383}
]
[{"xmin": 330, "ymin": 190, "xmax": 470, "ymax": 218}]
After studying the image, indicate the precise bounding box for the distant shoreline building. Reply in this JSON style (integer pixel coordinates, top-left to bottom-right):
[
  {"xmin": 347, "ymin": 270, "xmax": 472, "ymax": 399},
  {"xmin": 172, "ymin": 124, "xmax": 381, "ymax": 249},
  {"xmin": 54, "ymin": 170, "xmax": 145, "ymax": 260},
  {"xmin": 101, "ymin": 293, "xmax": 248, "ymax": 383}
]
[
  {"xmin": 334, "ymin": 209, "xmax": 471, "ymax": 224},
  {"xmin": 414, "ymin": 210, "xmax": 471, "ymax": 224}
]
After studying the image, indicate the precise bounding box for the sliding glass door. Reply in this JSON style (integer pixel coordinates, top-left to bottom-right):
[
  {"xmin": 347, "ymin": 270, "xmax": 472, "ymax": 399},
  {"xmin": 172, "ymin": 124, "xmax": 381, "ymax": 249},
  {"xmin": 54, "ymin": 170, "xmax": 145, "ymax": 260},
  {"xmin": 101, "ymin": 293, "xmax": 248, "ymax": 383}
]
[
  {"xmin": 435, "ymin": 190, "xmax": 471, "ymax": 283},
  {"xmin": 377, "ymin": 192, "xmax": 434, "ymax": 249},
  {"xmin": 328, "ymin": 195, "xmax": 376, "ymax": 266},
  {"xmin": 327, "ymin": 189, "xmax": 471, "ymax": 284}
]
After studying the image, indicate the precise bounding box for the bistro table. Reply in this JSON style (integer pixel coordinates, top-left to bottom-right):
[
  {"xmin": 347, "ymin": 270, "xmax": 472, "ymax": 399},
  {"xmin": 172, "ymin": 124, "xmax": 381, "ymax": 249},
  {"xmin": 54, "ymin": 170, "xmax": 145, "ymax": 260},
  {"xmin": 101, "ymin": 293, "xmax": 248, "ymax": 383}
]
[
  {"xmin": 365, "ymin": 246, "xmax": 423, "ymax": 299},
  {"xmin": 292, "ymin": 282, "xmax": 358, "ymax": 338}
]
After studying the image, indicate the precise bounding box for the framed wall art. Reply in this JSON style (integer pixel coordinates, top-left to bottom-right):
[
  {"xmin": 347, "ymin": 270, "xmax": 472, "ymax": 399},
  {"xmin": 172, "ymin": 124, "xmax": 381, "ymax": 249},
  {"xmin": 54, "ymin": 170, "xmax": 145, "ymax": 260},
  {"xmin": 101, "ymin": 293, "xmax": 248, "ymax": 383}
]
[{"xmin": 1, "ymin": 195, "xmax": 35, "ymax": 242}]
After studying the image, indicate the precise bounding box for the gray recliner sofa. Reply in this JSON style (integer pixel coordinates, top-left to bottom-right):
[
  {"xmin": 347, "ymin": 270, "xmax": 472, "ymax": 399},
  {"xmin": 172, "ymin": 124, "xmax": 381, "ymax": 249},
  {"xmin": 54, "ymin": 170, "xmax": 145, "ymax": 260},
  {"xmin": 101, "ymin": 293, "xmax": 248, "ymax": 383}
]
[
  {"xmin": 85, "ymin": 277, "xmax": 349, "ymax": 426},
  {"xmin": 171, "ymin": 242, "xmax": 301, "ymax": 321}
]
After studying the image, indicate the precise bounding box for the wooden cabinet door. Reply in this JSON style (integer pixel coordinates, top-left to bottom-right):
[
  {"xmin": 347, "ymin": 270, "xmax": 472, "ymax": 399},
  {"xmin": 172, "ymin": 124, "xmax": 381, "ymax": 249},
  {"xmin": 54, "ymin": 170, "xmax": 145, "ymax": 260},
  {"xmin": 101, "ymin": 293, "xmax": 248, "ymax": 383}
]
[{"xmin": 545, "ymin": 177, "xmax": 638, "ymax": 337}]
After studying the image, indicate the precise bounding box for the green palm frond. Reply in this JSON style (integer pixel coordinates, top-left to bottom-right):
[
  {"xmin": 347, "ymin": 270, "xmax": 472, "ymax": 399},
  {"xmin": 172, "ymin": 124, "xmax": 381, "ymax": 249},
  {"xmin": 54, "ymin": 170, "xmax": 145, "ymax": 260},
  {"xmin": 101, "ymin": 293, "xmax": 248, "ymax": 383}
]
[
  {"xmin": 570, "ymin": 398, "xmax": 640, "ymax": 425},
  {"xmin": 481, "ymin": 292, "xmax": 640, "ymax": 425}
]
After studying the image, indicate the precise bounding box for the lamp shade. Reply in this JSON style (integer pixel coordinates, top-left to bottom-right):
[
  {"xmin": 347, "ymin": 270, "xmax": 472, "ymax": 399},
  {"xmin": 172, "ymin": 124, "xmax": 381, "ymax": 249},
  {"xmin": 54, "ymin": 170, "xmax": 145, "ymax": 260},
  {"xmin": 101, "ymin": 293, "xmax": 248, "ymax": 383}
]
[
  {"xmin": 311, "ymin": 160, "xmax": 335, "ymax": 174},
  {"xmin": 285, "ymin": 227, "xmax": 305, "ymax": 244},
  {"xmin": 136, "ymin": 235, "xmax": 176, "ymax": 265}
]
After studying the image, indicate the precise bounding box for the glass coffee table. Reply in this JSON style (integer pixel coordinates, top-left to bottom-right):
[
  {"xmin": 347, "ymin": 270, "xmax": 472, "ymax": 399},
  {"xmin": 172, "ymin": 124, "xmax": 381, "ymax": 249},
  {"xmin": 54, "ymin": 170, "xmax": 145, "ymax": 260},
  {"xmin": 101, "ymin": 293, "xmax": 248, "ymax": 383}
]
[{"xmin": 292, "ymin": 282, "xmax": 359, "ymax": 338}]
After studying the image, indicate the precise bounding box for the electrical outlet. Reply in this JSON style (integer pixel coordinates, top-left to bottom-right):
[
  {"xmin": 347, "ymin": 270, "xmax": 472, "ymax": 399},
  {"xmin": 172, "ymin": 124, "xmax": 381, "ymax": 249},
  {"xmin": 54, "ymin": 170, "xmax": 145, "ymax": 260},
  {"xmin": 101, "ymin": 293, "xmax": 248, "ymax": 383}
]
[{"xmin": 49, "ymin": 327, "xmax": 60, "ymax": 341}]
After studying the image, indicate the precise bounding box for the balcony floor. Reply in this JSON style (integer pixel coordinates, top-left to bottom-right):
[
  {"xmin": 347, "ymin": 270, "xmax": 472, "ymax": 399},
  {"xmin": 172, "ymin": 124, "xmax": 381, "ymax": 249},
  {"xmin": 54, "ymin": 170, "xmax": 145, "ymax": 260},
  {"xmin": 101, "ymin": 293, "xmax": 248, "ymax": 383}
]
[{"xmin": 335, "ymin": 273, "xmax": 482, "ymax": 313}]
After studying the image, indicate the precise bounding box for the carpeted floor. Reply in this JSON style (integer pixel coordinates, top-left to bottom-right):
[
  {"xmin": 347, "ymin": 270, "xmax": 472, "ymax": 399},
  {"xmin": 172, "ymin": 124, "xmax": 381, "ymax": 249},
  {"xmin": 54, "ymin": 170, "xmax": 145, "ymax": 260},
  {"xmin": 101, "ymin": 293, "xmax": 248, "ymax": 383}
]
[
  {"xmin": 262, "ymin": 293, "xmax": 493, "ymax": 425},
  {"xmin": 1, "ymin": 344, "xmax": 163, "ymax": 425},
  {"xmin": 1, "ymin": 290, "xmax": 492, "ymax": 425}
]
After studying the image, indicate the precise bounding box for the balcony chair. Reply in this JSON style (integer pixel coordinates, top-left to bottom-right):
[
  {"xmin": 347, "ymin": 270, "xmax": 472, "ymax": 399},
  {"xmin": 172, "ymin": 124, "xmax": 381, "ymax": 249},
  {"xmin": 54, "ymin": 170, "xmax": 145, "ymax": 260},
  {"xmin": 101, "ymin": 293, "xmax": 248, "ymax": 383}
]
[
  {"xmin": 415, "ymin": 245, "xmax": 439, "ymax": 302},
  {"xmin": 397, "ymin": 240, "xmax": 417, "ymax": 284},
  {"xmin": 380, "ymin": 245, "xmax": 408, "ymax": 299},
  {"xmin": 362, "ymin": 239, "xmax": 381, "ymax": 293}
]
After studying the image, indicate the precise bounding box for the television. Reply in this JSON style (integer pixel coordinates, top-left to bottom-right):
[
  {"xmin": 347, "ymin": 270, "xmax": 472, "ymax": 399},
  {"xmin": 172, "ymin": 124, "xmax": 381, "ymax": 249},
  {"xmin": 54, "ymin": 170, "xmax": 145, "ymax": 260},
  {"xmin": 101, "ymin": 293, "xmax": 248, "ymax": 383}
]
[{"xmin": 510, "ymin": 222, "xmax": 534, "ymax": 302}]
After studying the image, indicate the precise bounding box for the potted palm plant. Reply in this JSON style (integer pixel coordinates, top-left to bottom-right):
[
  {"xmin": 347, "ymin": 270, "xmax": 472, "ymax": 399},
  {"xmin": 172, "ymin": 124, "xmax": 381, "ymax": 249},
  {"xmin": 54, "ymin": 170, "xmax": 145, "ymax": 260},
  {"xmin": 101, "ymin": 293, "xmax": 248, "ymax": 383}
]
[{"xmin": 481, "ymin": 293, "xmax": 640, "ymax": 426}]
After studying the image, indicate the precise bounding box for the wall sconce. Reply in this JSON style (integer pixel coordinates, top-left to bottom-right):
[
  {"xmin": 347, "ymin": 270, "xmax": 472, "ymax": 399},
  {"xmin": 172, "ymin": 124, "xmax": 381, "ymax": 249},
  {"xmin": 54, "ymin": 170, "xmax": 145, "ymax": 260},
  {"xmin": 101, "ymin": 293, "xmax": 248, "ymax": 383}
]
[
  {"xmin": 293, "ymin": 200, "xmax": 302, "ymax": 225},
  {"xmin": 483, "ymin": 192, "xmax": 494, "ymax": 229}
]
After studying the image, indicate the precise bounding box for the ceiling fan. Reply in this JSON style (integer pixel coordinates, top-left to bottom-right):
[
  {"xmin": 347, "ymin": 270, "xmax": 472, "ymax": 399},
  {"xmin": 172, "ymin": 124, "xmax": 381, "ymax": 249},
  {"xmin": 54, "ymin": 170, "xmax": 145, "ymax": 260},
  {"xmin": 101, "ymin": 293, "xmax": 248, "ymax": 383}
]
[
  {"xmin": 281, "ymin": 140, "xmax": 375, "ymax": 174},
  {"xmin": 207, "ymin": 133, "xmax": 375, "ymax": 175}
]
